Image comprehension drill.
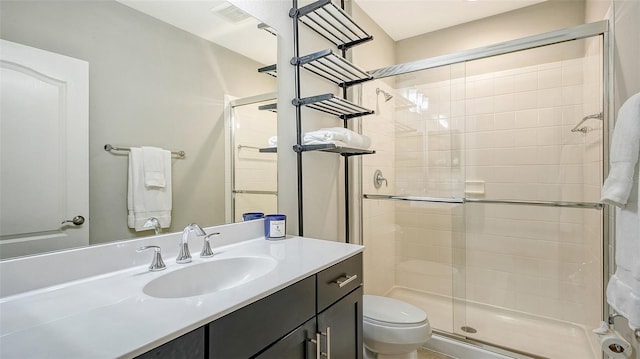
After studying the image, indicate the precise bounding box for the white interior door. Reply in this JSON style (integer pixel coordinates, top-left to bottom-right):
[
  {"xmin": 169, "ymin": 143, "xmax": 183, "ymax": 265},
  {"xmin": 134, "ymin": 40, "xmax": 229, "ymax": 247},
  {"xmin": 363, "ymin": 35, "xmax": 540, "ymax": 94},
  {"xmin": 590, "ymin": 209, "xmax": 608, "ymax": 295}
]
[{"xmin": 0, "ymin": 39, "xmax": 89, "ymax": 259}]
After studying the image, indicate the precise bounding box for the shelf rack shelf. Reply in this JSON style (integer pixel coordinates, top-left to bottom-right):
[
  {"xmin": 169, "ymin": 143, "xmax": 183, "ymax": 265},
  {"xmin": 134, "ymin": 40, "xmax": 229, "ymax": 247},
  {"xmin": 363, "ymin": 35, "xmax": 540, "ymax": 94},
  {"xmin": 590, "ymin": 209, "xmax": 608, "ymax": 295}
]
[
  {"xmin": 292, "ymin": 49, "xmax": 372, "ymax": 88},
  {"xmin": 293, "ymin": 143, "xmax": 375, "ymax": 156},
  {"xmin": 291, "ymin": 0, "xmax": 373, "ymax": 50},
  {"xmin": 258, "ymin": 103, "xmax": 277, "ymax": 113},
  {"xmin": 290, "ymin": 0, "xmax": 375, "ymax": 240},
  {"xmin": 294, "ymin": 93, "xmax": 373, "ymax": 120},
  {"xmin": 258, "ymin": 64, "xmax": 277, "ymax": 78}
]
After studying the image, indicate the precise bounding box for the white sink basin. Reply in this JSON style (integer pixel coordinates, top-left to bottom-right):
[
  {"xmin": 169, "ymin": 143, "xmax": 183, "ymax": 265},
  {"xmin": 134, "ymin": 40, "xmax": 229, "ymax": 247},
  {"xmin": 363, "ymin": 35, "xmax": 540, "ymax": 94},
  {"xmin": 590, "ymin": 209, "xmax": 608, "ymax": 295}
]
[{"xmin": 143, "ymin": 256, "xmax": 277, "ymax": 298}]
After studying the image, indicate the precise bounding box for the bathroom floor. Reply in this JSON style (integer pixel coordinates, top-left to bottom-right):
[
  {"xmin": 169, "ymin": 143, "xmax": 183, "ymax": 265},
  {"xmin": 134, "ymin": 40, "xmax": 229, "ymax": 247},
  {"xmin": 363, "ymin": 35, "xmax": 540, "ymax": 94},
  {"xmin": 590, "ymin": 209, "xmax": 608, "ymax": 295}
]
[{"xmin": 418, "ymin": 348, "xmax": 456, "ymax": 359}]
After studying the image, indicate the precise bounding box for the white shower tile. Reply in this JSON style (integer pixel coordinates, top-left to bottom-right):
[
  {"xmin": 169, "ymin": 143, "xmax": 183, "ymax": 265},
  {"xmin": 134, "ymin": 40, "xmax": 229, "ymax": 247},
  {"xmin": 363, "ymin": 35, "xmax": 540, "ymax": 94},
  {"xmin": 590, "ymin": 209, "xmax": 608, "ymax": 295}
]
[{"xmin": 538, "ymin": 67, "xmax": 562, "ymax": 89}]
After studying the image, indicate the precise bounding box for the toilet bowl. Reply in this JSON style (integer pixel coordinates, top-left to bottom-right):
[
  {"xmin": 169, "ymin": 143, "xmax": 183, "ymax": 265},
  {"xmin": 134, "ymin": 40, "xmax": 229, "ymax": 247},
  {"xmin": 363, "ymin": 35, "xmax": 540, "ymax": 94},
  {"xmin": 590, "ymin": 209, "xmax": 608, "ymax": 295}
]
[{"xmin": 363, "ymin": 295, "xmax": 432, "ymax": 359}]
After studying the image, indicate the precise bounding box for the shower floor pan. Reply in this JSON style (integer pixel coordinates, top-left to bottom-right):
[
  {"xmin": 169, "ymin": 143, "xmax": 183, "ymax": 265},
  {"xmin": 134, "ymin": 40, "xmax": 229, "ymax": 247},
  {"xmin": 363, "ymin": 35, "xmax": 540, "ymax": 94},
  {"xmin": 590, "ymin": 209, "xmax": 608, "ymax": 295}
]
[{"xmin": 387, "ymin": 286, "xmax": 600, "ymax": 359}]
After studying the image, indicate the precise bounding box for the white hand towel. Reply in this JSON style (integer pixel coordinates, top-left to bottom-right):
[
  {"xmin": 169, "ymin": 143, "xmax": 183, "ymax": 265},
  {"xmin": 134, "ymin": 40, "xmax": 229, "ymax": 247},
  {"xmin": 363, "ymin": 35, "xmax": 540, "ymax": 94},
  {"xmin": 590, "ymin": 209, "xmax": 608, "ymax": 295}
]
[
  {"xmin": 141, "ymin": 146, "xmax": 169, "ymax": 188},
  {"xmin": 127, "ymin": 147, "xmax": 172, "ymax": 231},
  {"xmin": 601, "ymin": 92, "xmax": 640, "ymax": 330}
]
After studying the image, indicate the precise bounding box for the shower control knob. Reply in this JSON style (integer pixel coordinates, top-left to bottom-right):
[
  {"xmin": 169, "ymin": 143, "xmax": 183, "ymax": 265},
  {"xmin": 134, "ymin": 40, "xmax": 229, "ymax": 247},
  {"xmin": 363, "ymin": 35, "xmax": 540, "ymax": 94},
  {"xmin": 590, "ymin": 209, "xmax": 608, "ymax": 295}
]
[{"xmin": 61, "ymin": 215, "xmax": 85, "ymax": 226}]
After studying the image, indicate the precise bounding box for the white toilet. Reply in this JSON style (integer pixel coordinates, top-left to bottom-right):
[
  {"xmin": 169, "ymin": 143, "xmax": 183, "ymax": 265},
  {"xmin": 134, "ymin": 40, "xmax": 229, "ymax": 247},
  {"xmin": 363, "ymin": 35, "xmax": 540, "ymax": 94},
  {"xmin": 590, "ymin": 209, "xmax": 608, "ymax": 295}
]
[{"xmin": 363, "ymin": 295, "xmax": 432, "ymax": 359}]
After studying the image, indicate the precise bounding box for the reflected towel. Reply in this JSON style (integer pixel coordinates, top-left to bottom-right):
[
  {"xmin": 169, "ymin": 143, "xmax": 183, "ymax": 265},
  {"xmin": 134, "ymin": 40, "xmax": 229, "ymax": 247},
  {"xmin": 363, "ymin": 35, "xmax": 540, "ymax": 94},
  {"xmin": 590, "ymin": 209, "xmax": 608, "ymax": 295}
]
[
  {"xmin": 602, "ymin": 92, "xmax": 640, "ymax": 330},
  {"xmin": 268, "ymin": 136, "xmax": 277, "ymax": 147},
  {"xmin": 141, "ymin": 146, "xmax": 169, "ymax": 188},
  {"xmin": 127, "ymin": 147, "xmax": 172, "ymax": 231}
]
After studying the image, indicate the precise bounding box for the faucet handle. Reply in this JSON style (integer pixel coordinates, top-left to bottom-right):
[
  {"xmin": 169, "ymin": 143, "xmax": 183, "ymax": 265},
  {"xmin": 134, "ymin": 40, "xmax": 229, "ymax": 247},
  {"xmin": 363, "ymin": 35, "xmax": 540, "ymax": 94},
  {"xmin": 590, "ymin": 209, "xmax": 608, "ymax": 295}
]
[
  {"xmin": 200, "ymin": 232, "xmax": 220, "ymax": 258},
  {"xmin": 136, "ymin": 246, "xmax": 166, "ymax": 271}
]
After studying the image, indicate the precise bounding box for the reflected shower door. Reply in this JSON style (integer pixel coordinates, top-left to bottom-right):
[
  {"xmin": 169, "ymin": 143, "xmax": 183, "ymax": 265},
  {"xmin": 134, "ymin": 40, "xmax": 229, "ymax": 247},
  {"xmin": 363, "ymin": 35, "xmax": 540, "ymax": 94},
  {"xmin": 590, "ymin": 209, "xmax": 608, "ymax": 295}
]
[{"xmin": 229, "ymin": 95, "xmax": 277, "ymax": 222}]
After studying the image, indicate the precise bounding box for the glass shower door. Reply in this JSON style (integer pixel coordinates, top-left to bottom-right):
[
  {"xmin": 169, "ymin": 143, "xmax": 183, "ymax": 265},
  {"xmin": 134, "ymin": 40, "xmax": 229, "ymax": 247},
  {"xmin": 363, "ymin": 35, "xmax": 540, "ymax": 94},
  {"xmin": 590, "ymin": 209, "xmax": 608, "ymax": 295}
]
[
  {"xmin": 229, "ymin": 96, "xmax": 278, "ymax": 222},
  {"xmin": 456, "ymin": 36, "xmax": 605, "ymax": 358}
]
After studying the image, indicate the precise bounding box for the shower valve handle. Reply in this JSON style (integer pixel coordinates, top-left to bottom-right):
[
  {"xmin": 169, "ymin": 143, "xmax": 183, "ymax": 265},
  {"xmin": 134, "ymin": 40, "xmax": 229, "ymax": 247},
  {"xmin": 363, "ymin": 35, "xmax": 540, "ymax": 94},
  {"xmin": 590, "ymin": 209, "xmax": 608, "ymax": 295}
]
[{"xmin": 374, "ymin": 169, "xmax": 388, "ymax": 189}]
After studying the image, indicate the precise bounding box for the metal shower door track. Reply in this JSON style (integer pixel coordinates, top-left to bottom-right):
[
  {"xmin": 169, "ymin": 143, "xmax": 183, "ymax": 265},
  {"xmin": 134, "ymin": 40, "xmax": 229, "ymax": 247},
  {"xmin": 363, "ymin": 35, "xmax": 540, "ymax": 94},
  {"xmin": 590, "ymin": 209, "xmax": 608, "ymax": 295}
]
[{"xmin": 368, "ymin": 20, "xmax": 608, "ymax": 79}]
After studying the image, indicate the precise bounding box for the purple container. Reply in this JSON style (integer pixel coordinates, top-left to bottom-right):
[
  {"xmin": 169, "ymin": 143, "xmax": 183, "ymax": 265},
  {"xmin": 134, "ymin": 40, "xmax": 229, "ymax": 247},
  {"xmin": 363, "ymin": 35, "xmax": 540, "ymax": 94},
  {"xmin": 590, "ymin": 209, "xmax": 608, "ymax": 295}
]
[
  {"xmin": 264, "ymin": 214, "xmax": 286, "ymax": 239},
  {"xmin": 242, "ymin": 212, "xmax": 264, "ymax": 221}
]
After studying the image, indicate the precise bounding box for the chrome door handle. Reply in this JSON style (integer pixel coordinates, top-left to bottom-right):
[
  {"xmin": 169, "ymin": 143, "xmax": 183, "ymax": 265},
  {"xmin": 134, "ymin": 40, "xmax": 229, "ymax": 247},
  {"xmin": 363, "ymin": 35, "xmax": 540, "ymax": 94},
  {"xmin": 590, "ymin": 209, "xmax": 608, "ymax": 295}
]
[
  {"xmin": 61, "ymin": 215, "xmax": 85, "ymax": 225},
  {"xmin": 309, "ymin": 327, "xmax": 331, "ymax": 358},
  {"xmin": 334, "ymin": 274, "xmax": 358, "ymax": 288}
]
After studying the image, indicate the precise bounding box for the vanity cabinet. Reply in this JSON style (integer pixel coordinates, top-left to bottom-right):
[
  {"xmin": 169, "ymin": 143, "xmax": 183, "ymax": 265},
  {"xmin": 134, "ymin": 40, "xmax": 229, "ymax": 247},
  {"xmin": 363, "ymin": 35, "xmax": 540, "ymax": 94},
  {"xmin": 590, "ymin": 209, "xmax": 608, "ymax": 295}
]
[{"xmin": 135, "ymin": 253, "xmax": 363, "ymax": 359}]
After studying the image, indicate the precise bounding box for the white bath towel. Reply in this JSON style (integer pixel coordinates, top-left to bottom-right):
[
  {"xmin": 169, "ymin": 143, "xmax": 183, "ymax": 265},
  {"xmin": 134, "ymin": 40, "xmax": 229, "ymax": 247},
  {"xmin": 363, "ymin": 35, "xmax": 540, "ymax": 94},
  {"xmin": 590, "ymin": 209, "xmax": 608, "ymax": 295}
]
[
  {"xmin": 601, "ymin": 92, "xmax": 640, "ymax": 330},
  {"xmin": 141, "ymin": 146, "xmax": 169, "ymax": 188},
  {"xmin": 127, "ymin": 147, "xmax": 172, "ymax": 231},
  {"xmin": 303, "ymin": 127, "xmax": 371, "ymax": 149}
]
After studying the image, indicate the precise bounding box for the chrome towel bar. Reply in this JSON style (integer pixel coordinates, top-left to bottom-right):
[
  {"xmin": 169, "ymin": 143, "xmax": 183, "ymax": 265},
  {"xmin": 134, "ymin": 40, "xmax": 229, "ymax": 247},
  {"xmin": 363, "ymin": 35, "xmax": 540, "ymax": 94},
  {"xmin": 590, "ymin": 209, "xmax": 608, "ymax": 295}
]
[{"xmin": 104, "ymin": 144, "xmax": 185, "ymax": 158}]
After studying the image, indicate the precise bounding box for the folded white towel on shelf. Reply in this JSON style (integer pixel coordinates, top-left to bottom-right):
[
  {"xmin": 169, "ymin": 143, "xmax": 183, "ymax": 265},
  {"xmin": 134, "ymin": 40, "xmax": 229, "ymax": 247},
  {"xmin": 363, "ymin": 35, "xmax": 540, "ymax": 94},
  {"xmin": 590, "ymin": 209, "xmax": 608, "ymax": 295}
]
[
  {"xmin": 141, "ymin": 146, "xmax": 169, "ymax": 188},
  {"xmin": 303, "ymin": 127, "xmax": 371, "ymax": 149},
  {"xmin": 601, "ymin": 92, "xmax": 640, "ymax": 330},
  {"xmin": 127, "ymin": 147, "xmax": 172, "ymax": 231}
]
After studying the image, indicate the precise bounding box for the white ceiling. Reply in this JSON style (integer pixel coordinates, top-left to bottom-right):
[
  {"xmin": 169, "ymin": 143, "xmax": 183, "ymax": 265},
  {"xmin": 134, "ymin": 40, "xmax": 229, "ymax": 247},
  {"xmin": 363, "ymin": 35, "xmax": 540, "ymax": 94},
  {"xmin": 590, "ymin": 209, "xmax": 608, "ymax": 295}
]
[
  {"xmin": 117, "ymin": 0, "xmax": 547, "ymax": 64},
  {"xmin": 117, "ymin": 0, "xmax": 278, "ymax": 65}
]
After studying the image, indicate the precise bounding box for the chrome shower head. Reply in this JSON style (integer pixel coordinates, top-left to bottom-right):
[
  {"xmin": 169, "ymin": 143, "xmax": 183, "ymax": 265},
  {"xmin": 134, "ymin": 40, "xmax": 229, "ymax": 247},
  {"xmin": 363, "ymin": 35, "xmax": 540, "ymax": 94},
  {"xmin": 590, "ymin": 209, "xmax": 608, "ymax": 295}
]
[{"xmin": 376, "ymin": 88, "xmax": 393, "ymax": 102}]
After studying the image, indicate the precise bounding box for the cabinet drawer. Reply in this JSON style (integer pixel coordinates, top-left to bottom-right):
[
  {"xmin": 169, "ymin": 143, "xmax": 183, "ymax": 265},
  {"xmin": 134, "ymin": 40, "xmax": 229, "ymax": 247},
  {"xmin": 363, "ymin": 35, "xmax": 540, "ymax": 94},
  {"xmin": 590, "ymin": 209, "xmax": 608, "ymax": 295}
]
[
  {"xmin": 209, "ymin": 276, "xmax": 315, "ymax": 358},
  {"xmin": 317, "ymin": 253, "xmax": 362, "ymax": 312}
]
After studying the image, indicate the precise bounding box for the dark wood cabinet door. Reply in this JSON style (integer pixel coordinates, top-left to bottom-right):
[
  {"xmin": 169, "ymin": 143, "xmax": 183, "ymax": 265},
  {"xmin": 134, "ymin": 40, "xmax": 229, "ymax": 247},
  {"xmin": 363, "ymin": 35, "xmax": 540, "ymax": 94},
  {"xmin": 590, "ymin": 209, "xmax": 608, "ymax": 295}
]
[
  {"xmin": 135, "ymin": 327, "xmax": 205, "ymax": 359},
  {"xmin": 254, "ymin": 318, "xmax": 317, "ymax": 359},
  {"xmin": 317, "ymin": 286, "xmax": 363, "ymax": 359}
]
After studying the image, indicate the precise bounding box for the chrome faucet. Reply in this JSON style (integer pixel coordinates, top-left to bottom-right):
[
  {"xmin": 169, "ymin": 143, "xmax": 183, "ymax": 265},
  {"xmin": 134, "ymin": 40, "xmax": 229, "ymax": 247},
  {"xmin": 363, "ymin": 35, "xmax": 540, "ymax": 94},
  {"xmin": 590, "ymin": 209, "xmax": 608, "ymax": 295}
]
[
  {"xmin": 200, "ymin": 232, "xmax": 220, "ymax": 258},
  {"xmin": 143, "ymin": 217, "xmax": 161, "ymax": 235},
  {"xmin": 176, "ymin": 223, "xmax": 206, "ymax": 263}
]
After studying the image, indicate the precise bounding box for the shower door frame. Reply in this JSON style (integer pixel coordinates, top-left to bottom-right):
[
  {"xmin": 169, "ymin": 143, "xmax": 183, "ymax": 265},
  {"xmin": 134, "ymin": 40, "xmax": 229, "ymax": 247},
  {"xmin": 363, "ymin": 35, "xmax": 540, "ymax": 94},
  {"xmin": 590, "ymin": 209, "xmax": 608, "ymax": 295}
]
[
  {"xmin": 358, "ymin": 20, "xmax": 613, "ymax": 356},
  {"xmin": 224, "ymin": 92, "xmax": 278, "ymax": 223}
]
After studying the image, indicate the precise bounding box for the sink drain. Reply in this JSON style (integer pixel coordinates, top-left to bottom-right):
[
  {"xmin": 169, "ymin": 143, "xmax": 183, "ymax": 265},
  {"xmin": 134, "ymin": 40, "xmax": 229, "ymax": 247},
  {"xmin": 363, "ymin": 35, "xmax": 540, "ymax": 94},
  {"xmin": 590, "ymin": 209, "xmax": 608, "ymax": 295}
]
[{"xmin": 461, "ymin": 326, "xmax": 477, "ymax": 334}]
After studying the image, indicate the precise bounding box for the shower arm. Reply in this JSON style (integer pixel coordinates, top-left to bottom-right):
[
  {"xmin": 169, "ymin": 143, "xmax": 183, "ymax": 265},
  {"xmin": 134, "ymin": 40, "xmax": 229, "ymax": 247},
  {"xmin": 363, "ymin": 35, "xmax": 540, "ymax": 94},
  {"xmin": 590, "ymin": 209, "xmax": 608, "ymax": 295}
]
[{"xmin": 571, "ymin": 112, "xmax": 603, "ymax": 133}]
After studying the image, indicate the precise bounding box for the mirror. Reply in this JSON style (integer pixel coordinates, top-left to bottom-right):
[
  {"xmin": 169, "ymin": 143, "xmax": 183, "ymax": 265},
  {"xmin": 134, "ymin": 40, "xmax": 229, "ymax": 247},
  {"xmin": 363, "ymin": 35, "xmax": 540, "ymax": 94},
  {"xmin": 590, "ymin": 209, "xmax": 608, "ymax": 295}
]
[{"xmin": 0, "ymin": 0, "xmax": 277, "ymax": 259}]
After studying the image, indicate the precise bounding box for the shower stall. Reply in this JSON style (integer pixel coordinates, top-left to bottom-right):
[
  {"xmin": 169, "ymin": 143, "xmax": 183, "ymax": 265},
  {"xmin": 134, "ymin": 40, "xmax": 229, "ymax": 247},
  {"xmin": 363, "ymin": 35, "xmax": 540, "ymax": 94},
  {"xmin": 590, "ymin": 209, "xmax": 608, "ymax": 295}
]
[
  {"xmin": 359, "ymin": 22, "xmax": 608, "ymax": 358},
  {"xmin": 225, "ymin": 93, "xmax": 278, "ymax": 222}
]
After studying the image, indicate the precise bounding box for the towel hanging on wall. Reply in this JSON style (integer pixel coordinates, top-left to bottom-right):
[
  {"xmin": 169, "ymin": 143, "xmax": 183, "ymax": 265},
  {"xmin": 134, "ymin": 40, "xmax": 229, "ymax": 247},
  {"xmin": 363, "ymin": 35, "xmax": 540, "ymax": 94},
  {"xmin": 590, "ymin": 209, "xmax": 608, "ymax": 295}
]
[
  {"xmin": 601, "ymin": 92, "xmax": 640, "ymax": 330},
  {"xmin": 127, "ymin": 147, "xmax": 172, "ymax": 231}
]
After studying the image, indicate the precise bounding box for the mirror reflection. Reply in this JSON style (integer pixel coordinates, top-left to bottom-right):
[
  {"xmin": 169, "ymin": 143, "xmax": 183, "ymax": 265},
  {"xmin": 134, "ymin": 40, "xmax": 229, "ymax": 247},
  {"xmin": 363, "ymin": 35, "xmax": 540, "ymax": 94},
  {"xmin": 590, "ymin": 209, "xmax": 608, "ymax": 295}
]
[{"xmin": 0, "ymin": 0, "xmax": 277, "ymax": 259}]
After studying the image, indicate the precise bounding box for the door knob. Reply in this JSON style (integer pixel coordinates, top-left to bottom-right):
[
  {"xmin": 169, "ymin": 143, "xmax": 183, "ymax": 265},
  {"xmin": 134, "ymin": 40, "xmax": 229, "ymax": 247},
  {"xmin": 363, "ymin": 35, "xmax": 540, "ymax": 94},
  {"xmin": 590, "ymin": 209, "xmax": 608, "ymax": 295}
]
[{"xmin": 61, "ymin": 215, "xmax": 85, "ymax": 226}]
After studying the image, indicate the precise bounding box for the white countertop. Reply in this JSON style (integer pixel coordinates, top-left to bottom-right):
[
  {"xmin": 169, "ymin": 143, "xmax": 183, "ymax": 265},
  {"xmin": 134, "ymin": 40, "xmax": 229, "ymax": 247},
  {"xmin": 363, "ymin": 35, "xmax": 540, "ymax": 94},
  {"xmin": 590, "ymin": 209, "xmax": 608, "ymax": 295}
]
[{"xmin": 0, "ymin": 236, "xmax": 363, "ymax": 358}]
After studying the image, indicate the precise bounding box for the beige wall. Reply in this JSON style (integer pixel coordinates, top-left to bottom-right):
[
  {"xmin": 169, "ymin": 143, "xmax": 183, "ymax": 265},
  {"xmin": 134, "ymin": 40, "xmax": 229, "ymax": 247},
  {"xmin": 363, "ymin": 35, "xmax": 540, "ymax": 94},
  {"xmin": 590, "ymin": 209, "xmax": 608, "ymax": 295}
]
[
  {"xmin": 1, "ymin": 1, "xmax": 276, "ymax": 245},
  {"xmin": 396, "ymin": 0, "xmax": 586, "ymax": 64}
]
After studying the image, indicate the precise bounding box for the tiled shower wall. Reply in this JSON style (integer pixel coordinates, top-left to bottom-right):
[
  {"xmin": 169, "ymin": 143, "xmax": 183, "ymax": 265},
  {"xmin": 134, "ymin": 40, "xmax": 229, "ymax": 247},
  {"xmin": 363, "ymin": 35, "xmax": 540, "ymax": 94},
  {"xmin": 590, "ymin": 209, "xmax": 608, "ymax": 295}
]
[{"xmin": 362, "ymin": 37, "xmax": 603, "ymax": 328}]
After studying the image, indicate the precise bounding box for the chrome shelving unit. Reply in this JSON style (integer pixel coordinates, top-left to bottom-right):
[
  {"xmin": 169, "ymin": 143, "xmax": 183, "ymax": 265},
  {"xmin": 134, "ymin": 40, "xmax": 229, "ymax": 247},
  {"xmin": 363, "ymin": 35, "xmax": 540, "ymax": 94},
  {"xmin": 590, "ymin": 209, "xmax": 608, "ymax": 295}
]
[{"xmin": 290, "ymin": 0, "xmax": 375, "ymax": 241}]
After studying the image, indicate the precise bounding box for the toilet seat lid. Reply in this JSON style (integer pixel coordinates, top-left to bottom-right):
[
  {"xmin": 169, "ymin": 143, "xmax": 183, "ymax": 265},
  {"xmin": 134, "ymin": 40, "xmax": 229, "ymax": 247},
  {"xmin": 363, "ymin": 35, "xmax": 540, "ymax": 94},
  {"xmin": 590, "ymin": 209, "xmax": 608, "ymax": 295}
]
[{"xmin": 363, "ymin": 295, "xmax": 427, "ymax": 324}]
